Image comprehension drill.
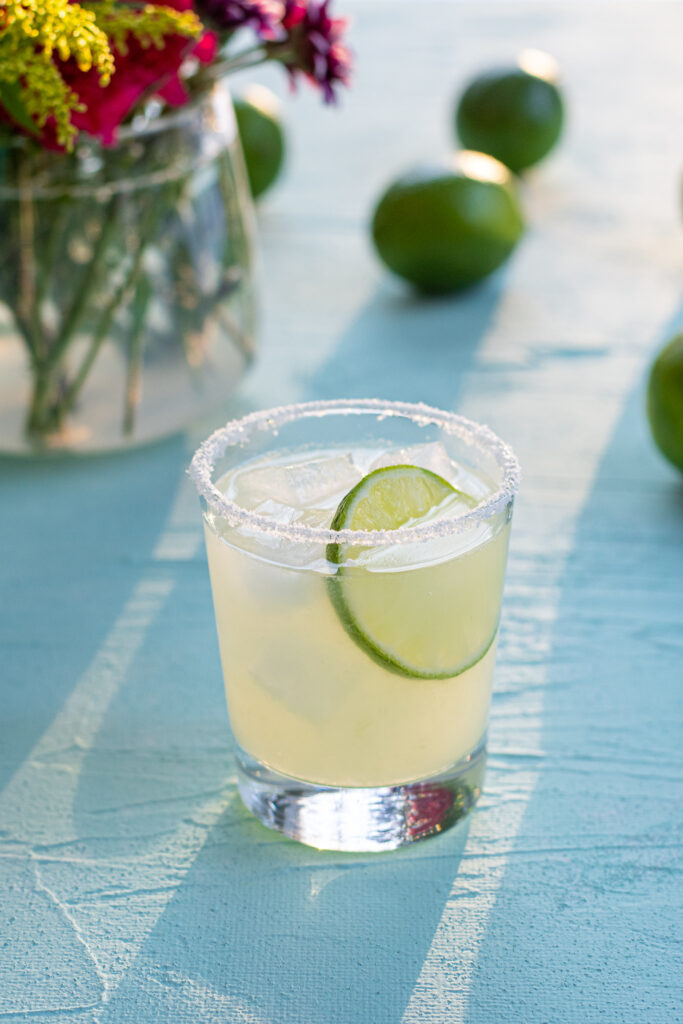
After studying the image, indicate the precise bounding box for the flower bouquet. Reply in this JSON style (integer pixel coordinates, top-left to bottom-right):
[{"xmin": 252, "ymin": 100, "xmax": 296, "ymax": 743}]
[{"xmin": 0, "ymin": 0, "xmax": 350, "ymax": 451}]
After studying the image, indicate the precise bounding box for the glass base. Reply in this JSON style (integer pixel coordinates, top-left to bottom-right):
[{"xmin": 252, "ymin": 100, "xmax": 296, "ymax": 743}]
[{"xmin": 235, "ymin": 741, "xmax": 487, "ymax": 852}]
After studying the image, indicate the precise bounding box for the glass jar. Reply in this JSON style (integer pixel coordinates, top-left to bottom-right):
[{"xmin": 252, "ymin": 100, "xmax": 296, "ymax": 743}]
[{"xmin": 0, "ymin": 83, "xmax": 256, "ymax": 454}]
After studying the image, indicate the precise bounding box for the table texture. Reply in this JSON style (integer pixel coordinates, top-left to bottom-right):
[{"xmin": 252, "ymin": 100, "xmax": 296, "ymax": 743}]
[{"xmin": 2, "ymin": 3, "xmax": 683, "ymax": 1022}]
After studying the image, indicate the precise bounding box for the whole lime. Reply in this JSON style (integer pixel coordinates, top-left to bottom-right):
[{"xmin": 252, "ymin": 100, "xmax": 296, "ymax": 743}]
[
  {"xmin": 647, "ymin": 332, "xmax": 683, "ymax": 474},
  {"xmin": 371, "ymin": 152, "xmax": 525, "ymax": 294},
  {"xmin": 455, "ymin": 50, "xmax": 564, "ymax": 173},
  {"xmin": 233, "ymin": 86, "xmax": 285, "ymax": 200}
]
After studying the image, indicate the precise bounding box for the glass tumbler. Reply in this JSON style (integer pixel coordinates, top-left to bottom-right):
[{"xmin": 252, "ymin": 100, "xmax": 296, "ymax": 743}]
[{"xmin": 190, "ymin": 399, "xmax": 519, "ymax": 851}]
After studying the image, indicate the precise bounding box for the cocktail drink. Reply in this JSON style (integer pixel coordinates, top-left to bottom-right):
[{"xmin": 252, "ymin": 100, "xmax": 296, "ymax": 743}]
[{"xmin": 190, "ymin": 400, "xmax": 519, "ymax": 851}]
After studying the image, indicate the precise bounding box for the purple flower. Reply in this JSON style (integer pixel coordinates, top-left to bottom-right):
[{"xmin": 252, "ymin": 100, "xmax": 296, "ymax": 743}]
[
  {"xmin": 270, "ymin": 0, "xmax": 351, "ymax": 102},
  {"xmin": 198, "ymin": 0, "xmax": 284, "ymax": 38}
]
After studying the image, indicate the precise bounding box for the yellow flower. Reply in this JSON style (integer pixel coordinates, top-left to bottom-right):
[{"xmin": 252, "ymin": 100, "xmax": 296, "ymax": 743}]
[{"xmin": 0, "ymin": 1, "xmax": 200, "ymax": 149}]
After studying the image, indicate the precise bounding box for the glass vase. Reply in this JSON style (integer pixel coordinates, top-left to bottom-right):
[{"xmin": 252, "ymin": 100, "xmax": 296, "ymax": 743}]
[{"xmin": 0, "ymin": 83, "xmax": 256, "ymax": 454}]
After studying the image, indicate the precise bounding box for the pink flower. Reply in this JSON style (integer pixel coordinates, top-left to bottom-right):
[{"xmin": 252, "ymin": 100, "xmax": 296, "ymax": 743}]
[
  {"xmin": 60, "ymin": 0, "xmax": 216, "ymax": 146},
  {"xmin": 270, "ymin": 0, "xmax": 351, "ymax": 102}
]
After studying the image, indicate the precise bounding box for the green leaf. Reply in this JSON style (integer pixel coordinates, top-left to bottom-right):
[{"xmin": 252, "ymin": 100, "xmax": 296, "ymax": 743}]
[{"xmin": 0, "ymin": 81, "xmax": 38, "ymax": 136}]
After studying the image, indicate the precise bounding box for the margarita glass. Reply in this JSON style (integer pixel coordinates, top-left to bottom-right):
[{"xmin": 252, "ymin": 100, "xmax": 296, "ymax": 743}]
[{"xmin": 190, "ymin": 399, "xmax": 519, "ymax": 851}]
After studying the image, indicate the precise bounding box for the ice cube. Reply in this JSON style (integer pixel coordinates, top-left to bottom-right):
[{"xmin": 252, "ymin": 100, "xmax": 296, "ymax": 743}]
[
  {"xmin": 247, "ymin": 500, "xmax": 334, "ymax": 564},
  {"xmin": 369, "ymin": 442, "xmax": 492, "ymax": 501},
  {"xmin": 294, "ymin": 507, "xmax": 337, "ymax": 529},
  {"xmin": 369, "ymin": 442, "xmax": 457, "ymax": 483},
  {"xmin": 231, "ymin": 454, "xmax": 359, "ymax": 512},
  {"xmin": 253, "ymin": 498, "xmax": 299, "ymax": 525}
]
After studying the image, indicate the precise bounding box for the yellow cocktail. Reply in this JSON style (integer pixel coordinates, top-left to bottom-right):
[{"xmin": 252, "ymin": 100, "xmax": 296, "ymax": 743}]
[{"xmin": 191, "ymin": 400, "xmax": 519, "ymax": 850}]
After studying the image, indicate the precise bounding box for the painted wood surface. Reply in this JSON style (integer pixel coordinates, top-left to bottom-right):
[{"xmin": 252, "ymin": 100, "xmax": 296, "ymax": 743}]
[{"xmin": 1, "ymin": 4, "xmax": 682, "ymax": 1021}]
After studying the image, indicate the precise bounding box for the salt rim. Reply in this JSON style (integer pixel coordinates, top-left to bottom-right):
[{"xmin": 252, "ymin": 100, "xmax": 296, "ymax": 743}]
[{"xmin": 188, "ymin": 399, "xmax": 520, "ymax": 547}]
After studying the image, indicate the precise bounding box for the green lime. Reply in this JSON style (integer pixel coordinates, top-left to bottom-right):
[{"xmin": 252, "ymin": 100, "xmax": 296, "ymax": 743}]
[
  {"xmin": 455, "ymin": 50, "xmax": 565, "ymax": 173},
  {"xmin": 326, "ymin": 465, "xmax": 490, "ymax": 679},
  {"xmin": 371, "ymin": 154, "xmax": 524, "ymax": 293},
  {"xmin": 647, "ymin": 332, "xmax": 683, "ymax": 474},
  {"xmin": 234, "ymin": 86, "xmax": 285, "ymax": 200}
]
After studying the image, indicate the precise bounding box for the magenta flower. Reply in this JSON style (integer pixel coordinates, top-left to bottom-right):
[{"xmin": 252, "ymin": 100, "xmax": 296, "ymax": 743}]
[
  {"xmin": 271, "ymin": 0, "xmax": 351, "ymax": 102},
  {"xmin": 40, "ymin": 1, "xmax": 216, "ymax": 148},
  {"xmin": 197, "ymin": 0, "xmax": 284, "ymax": 38},
  {"xmin": 61, "ymin": 29, "xmax": 216, "ymax": 146}
]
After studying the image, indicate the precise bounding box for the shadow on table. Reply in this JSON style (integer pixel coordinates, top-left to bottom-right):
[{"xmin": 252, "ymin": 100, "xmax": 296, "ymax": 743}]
[
  {"xmin": 306, "ymin": 273, "xmax": 507, "ymax": 406},
  {"xmin": 0, "ymin": 435, "xmax": 186, "ymax": 792},
  {"xmin": 463, "ymin": 312, "xmax": 683, "ymax": 1022},
  {"xmin": 94, "ymin": 801, "xmax": 472, "ymax": 1024}
]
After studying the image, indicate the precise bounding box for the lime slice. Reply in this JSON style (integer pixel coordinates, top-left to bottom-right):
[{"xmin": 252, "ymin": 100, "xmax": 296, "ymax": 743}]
[
  {"xmin": 326, "ymin": 465, "xmax": 494, "ymax": 679},
  {"xmin": 329, "ymin": 464, "xmax": 464, "ymax": 533}
]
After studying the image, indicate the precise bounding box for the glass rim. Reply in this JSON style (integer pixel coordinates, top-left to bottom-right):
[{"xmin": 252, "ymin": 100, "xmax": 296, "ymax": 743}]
[{"xmin": 188, "ymin": 399, "xmax": 521, "ymax": 548}]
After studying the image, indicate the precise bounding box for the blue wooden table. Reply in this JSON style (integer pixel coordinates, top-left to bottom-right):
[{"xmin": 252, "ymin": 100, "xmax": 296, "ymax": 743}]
[{"xmin": 2, "ymin": 4, "xmax": 682, "ymax": 1021}]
